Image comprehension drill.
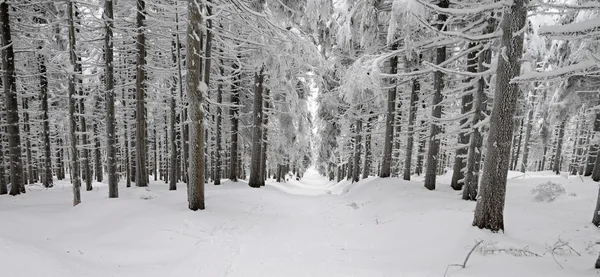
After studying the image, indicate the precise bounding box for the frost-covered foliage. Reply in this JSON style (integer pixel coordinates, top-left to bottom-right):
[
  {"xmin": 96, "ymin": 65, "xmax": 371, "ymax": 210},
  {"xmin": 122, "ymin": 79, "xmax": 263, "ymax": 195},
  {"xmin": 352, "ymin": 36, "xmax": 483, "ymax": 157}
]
[{"xmin": 531, "ymin": 182, "xmax": 566, "ymax": 202}]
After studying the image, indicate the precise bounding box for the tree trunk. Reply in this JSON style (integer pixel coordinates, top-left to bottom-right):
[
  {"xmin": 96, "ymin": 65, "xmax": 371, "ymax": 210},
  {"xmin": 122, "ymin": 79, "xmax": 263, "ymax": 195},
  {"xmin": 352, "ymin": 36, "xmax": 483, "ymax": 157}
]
[
  {"xmin": 229, "ymin": 60, "xmax": 240, "ymax": 181},
  {"xmin": 0, "ymin": 129, "xmax": 6, "ymax": 194},
  {"xmin": 416, "ymin": 118, "xmax": 426, "ymax": 175},
  {"xmin": 122, "ymin": 87, "xmax": 131, "ymax": 188},
  {"xmin": 203, "ymin": 0, "xmax": 213, "ymax": 185},
  {"xmin": 214, "ymin": 62, "xmax": 223, "ymax": 185},
  {"xmin": 592, "ymin": 111, "xmax": 600, "ymax": 181},
  {"xmin": 134, "ymin": 0, "xmax": 148, "ymax": 187},
  {"xmin": 553, "ymin": 120, "xmax": 566, "ymax": 175},
  {"xmin": 78, "ymin": 68, "xmax": 92, "ymax": 191},
  {"xmin": 511, "ymin": 118, "xmax": 524, "ymax": 171},
  {"xmin": 260, "ymin": 88, "xmax": 270, "ymax": 186},
  {"xmin": 353, "ymin": 119, "xmax": 362, "ymax": 183},
  {"xmin": 39, "ymin": 51, "xmax": 53, "ymax": 188},
  {"xmin": 424, "ymin": 0, "xmax": 449, "ymax": 191},
  {"xmin": 472, "ymin": 0, "xmax": 528, "ymax": 232},
  {"xmin": 521, "ymin": 88, "xmax": 535, "ymax": 173},
  {"xmin": 186, "ymin": 0, "xmax": 205, "ymax": 210},
  {"xmin": 362, "ymin": 115, "xmax": 373, "ymax": 179},
  {"xmin": 403, "ymin": 62, "xmax": 420, "ymax": 181},
  {"xmin": 451, "ymin": 43, "xmax": 477, "ymax": 190},
  {"xmin": 2, "ymin": 2, "xmax": 23, "ymax": 196},
  {"xmin": 380, "ymin": 43, "xmax": 398, "ymax": 178},
  {"xmin": 169, "ymin": 40, "xmax": 178, "ymax": 190},
  {"xmin": 463, "ymin": 22, "xmax": 492, "ymax": 200},
  {"xmin": 135, "ymin": 0, "xmax": 148, "ymax": 187},
  {"xmin": 67, "ymin": 0, "xmax": 81, "ymax": 205},
  {"xmin": 592, "ymin": 174, "xmax": 600, "ymax": 225},
  {"xmin": 248, "ymin": 68, "xmax": 264, "ymax": 188},
  {"xmin": 22, "ymin": 97, "xmax": 34, "ymax": 185},
  {"xmin": 57, "ymin": 137, "xmax": 65, "ymax": 180}
]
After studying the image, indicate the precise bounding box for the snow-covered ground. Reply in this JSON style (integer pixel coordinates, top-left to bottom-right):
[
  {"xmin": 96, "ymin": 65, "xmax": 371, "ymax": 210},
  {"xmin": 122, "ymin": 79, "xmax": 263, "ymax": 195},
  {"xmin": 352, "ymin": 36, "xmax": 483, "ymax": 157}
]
[{"xmin": 1, "ymin": 169, "xmax": 599, "ymax": 276}]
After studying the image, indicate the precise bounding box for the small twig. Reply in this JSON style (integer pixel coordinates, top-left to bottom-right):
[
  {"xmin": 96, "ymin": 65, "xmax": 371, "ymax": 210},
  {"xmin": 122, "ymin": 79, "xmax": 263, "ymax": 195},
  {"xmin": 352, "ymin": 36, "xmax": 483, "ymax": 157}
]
[
  {"xmin": 444, "ymin": 240, "xmax": 483, "ymax": 277},
  {"xmin": 550, "ymin": 249, "xmax": 563, "ymax": 269}
]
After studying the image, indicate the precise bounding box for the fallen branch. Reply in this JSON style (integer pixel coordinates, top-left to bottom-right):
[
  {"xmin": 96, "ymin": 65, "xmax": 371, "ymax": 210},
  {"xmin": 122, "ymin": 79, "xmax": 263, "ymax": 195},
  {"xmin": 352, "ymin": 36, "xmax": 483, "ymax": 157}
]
[{"xmin": 444, "ymin": 240, "xmax": 483, "ymax": 277}]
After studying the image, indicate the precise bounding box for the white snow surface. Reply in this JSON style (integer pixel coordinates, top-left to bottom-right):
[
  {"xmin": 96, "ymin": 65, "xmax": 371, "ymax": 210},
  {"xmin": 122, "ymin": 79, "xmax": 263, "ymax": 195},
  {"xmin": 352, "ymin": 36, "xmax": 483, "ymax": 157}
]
[{"xmin": 1, "ymin": 169, "xmax": 599, "ymax": 276}]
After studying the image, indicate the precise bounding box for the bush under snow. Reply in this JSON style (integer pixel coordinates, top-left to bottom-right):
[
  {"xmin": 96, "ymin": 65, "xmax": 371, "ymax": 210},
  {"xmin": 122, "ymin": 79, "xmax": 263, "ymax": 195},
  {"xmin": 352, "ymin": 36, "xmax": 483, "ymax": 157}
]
[{"xmin": 531, "ymin": 182, "xmax": 566, "ymax": 202}]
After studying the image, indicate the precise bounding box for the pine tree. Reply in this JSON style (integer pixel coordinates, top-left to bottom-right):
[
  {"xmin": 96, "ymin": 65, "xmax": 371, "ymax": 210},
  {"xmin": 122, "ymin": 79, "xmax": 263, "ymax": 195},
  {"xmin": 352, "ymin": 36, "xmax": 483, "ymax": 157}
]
[
  {"xmin": 473, "ymin": 0, "xmax": 529, "ymax": 232},
  {"xmin": 187, "ymin": 0, "xmax": 205, "ymax": 211},
  {"xmin": 105, "ymin": 0, "xmax": 118, "ymax": 198}
]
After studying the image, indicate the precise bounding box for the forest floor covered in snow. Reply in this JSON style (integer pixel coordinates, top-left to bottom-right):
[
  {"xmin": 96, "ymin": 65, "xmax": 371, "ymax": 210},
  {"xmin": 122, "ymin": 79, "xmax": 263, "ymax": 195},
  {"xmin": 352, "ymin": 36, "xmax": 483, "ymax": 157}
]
[{"xmin": 1, "ymin": 169, "xmax": 600, "ymax": 277}]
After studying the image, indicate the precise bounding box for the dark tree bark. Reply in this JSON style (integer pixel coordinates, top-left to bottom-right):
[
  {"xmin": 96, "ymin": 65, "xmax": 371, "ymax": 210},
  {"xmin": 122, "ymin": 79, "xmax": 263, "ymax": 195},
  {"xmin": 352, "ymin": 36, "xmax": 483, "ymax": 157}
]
[
  {"xmin": 214, "ymin": 60, "xmax": 224, "ymax": 185},
  {"xmin": 592, "ymin": 111, "xmax": 600, "ymax": 181},
  {"xmin": 22, "ymin": 97, "xmax": 33, "ymax": 185},
  {"xmin": 511, "ymin": 117, "xmax": 524, "ymax": 171},
  {"xmin": 186, "ymin": 0, "xmax": 205, "ymax": 210},
  {"xmin": 403, "ymin": 59, "xmax": 420, "ymax": 181},
  {"xmin": 521, "ymin": 88, "xmax": 536, "ymax": 173},
  {"xmin": 67, "ymin": 0, "xmax": 81, "ymax": 205},
  {"xmin": 78, "ymin": 67, "xmax": 92, "ymax": 191},
  {"xmin": 104, "ymin": 0, "xmax": 117, "ymax": 197},
  {"xmin": 353, "ymin": 119, "xmax": 362, "ymax": 183},
  {"xmin": 380, "ymin": 43, "xmax": 398, "ymax": 178},
  {"xmin": 135, "ymin": 0, "xmax": 148, "ymax": 187},
  {"xmin": 122, "ymin": 87, "xmax": 131, "ymax": 188},
  {"xmin": 203, "ymin": 0, "xmax": 213, "ymax": 185},
  {"xmin": 473, "ymin": 0, "xmax": 528, "ymax": 232},
  {"xmin": 451, "ymin": 44, "xmax": 477, "ymax": 190},
  {"xmin": 463, "ymin": 23, "xmax": 492, "ymax": 201},
  {"xmin": 248, "ymin": 68, "xmax": 264, "ymax": 188},
  {"xmin": 260, "ymin": 88, "xmax": 270, "ymax": 186},
  {"xmin": 169, "ymin": 40, "xmax": 178, "ymax": 190},
  {"xmin": 1, "ymin": 2, "xmax": 23, "ymax": 196},
  {"xmin": 39, "ymin": 51, "xmax": 53, "ymax": 188},
  {"xmin": 553, "ymin": 120, "xmax": 566, "ymax": 175},
  {"xmin": 424, "ymin": 0, "xmax": 449, "ymax": 191},
  {"xmin": 362, "ymin": 114, "xmax": 373, "ymax": 179},
  {"xmin": 0, "ymin": 128, "xmax": 6, "ymax": 194},
  {"xmin": 94, "ymin": 117, "xmax": 102, "ymax": 182},
  {"xmin": 57, "ymin": 137, "xmax": 65, "ymax": 180},
  {"xmin": 229, "ymin": 60, "xmax": 240, "ymax": 182}
]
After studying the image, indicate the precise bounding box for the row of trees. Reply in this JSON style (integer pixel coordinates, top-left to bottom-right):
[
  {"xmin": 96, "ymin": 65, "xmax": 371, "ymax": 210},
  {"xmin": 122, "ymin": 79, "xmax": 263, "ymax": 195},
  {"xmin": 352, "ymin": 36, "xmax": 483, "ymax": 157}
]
[
  {"xmin": 0, "ymin": 0, "xmax": 317, "ymax": 208},
  {"xmin": 315, "ymin": 0, "xmax": 600, "ymax": 233}
]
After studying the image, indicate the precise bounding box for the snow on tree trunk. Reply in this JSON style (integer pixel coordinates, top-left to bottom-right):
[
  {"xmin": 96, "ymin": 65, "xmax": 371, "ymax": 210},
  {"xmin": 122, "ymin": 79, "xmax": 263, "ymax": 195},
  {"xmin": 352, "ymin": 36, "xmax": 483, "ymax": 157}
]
[
  {"xmin": 67, "ymin": 0, "xmax": 81, "ymax": 205},
  {"xmin": 135, "ymin": 0, "xmax": 148, "ymax": 188},
  {"xmin": 472, "ymin": 0, "xmax": 528, "ymax": 232},
  {"xmin": 39, "ymin": 51, "xmax": 53, "ymax": 188},
  {"xmin": 424, "ymin": 0, "xmax": 449, "ymax": 191},
  {"xmin": 592, "ymin": 184, "xmax": 600, "ymax": 226},
  {"xmin": 249, "ymin": 68, "xmax": 265, "ymax": 188},
  {"xmin": 380, "ymin": 43, "xmax": 398, "ymax": 178},
  {"xmin": 451, "ymin": 44, "xmax": 477, "ymax": 191},
  {"xmin": 186, "ymin": 0, "xmax": 205, "ymax": 211}
]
